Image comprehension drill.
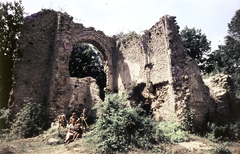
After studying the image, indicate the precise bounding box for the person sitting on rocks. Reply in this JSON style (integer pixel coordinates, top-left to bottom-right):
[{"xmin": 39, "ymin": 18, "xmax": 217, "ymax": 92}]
[
  {"xmin": 70, "ymin": 112, "xmax": 77, "ymax": 121},
  {"xmin": 58, "ymin": 114, "xmax": 67, "ymax": 129},
  {"xmin": 64, "ymin": 117, "xmax": 79, "ymax": 144}
]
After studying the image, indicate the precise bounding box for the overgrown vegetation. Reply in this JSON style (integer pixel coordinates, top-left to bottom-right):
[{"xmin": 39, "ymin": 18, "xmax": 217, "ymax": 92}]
[
  {"xmin": 115, "ymin": 31, "xmax": 140, "ymax": 43},
  {"xmin": 183, "ymin": 108, "xmax": 196, "ymax": 134},
  {"xmin": 211, "ymin": 144, "xmax": 232, "ymax": 154},
  {"xmin": 205, "ymin": 120, "xmax": 240, "ymax": 143},
  {"xmin": 0, "ymin": 98, "xmax": 47, "ymax": 140},
  {"xmin": 86, "ymin": 93, "xmax": 155, "ymax": 153},
  {"xmin": 86, "ymin": 93, "xmax": 189, "ymax": 153},
  {"xmin": 0, "ymin": 1, "xmax": 240, "ymax": 153},
  {"xmin": 156, "ymin": 120, "xmax": 189, "ymax": 143}
]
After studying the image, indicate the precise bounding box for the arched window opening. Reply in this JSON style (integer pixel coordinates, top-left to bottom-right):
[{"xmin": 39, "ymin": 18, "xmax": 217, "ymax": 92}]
[{"xmin": 69, "ymin": 43, "xmax": 106, "ymax": 99}]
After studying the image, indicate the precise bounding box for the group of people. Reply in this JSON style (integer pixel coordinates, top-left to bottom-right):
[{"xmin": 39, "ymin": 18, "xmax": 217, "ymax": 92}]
[{"xmin": 58, "ymin": 108, "xmax": 88, "ymax": 144}]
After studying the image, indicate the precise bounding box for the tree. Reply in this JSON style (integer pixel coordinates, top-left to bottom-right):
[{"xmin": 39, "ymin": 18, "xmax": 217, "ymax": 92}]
[
  {"xmin": 180, "ymin": 26, "xmax": 211, "ymax": 73},
  {"xmin": 69, "ymin": 43, "xmax": 106, "ymax": 99},
  {"xmin": 0, "ymin": 0, "xmax": 24, "ymax": 129},
  {"xmin": 208, "ymin": 9, "xmax": 240, "ymax": 97},
  {"xmin": 228, "ymin": 9, "xmax": 240, "ymax": 42}
]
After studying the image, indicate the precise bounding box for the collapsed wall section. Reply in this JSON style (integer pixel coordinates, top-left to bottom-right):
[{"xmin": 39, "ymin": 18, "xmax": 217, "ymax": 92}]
[
  {"xmin": 117, "ymin": 15, "xmax": 216, "ymax": 126},
  {"xmin": 117, "ymin": 16, "xmax": 176, "ymax": 120}
]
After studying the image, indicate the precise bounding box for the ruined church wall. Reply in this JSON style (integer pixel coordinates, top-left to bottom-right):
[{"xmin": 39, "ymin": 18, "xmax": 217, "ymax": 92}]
[
  {"xmin": 10, "ymin": 10, "xmax": 57, "ymax": 113},
  {"xmin": 148, "ymin": 19, "xmax": 171, "ymax": 84},
  {"xmin": 167, "ymin": 16, "xmax": 216, "ymax": 126},
  {"xmin": 10, "ymin": 10, "xmax": 115, "ymax": 121},
  {"xmin": 147, "ymin": 17, "xmax": 176, "ymax": 120},
  {"xmin": 117, "ymin": 36, "xmax": 145, "ymax": 95},
  {"xmin": 10, "ymin": 10, "xmax": 216, "ymax": 127},
  {"xmin": 47, "ymin": 12, "xmax": 116, "ymax": 119}
]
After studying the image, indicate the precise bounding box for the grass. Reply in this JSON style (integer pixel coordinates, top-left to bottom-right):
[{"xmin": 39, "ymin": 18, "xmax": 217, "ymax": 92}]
[{"xmin": 1, "ymin": 125, "xmax": 239, "ymax": 154}]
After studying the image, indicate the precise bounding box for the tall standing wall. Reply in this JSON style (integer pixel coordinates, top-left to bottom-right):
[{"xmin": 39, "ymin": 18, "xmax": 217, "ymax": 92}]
[
  {"xmin": 9, "ymin": 10, "xmax": 57, "ymax": 114},
  {"xmin": 117, "ymin": 15, "xmax": 215, "ymax": 126}
]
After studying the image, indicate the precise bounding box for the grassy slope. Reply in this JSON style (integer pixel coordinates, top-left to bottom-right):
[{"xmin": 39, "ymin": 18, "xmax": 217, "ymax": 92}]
[{"xmin": 0, "ymin": 126, "xmax": 240, "ymax": 154}]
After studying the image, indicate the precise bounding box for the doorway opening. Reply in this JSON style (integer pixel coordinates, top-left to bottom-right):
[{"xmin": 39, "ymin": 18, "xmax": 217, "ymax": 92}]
[{"xmin": 69, "ymin": 43, "xmax": 106, "ymax": 100}]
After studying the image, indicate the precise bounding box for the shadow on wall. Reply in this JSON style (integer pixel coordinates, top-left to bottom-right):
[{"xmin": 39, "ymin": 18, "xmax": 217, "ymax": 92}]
[{"xmin": 118, "ymin": 62, "xmax": 133, "ymax": 94}]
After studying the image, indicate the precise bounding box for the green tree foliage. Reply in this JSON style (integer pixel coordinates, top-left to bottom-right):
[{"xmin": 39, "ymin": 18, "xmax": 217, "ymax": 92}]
[
  {"xmin": 207, "ymin": 9, "xmax": 240, "ymax": 97},
  {"xmin": 69, "ymin": 43, "xmax": 106, "ymax": 99},
  {"xmin": 228, "ymin": 9, "xmax": 240, "ymax": 42},
  {"xmin": 180, "ymin": 26, "xmax": 211, "ymax": 73},
  {"xmin": 87, "ymin": 93, "xmax": 156, "ymax": 153},
  {"xmin": 0, "ymin": 0, "xmax": 24, "ymax": 129}
]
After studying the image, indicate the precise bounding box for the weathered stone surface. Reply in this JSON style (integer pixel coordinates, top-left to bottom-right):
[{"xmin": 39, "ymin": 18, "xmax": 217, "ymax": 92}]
[
  {"xmin": 117, "ymin": 15, "xmax": 215, "ymax": 127},
  {"xmin": 48, "ymin": 138, "xmax": 60, "ymax": 145},
  {"xmin": 9, "ymin": 10, "xmax": 228, "ymax": 128},
  {"xmin": 9, "ymin": 10, "xmax": 57, "ymax": 114},
  {"xmin": 203, "ymin": 74, "xmax": 237, "ymax": 123}
]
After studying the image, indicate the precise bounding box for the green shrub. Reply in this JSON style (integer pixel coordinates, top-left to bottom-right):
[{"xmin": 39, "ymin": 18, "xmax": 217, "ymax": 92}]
[
  {"xmin": 6, "ymin": 98, "xmax": 47, "ymax": 139},
  {"xmin": 211, "ymin": 144, "xmax": 232, "ymax": 154},
  {"xmin": 183, "ymin": 108, "xmax": 196, "ymax": 133},
  {"xmin": 229, "ymin": 119, "xmax": 240, "ymax": 141},
  {"xmin": 206, "ymin": 122, "xmax": 230, "ymax": 142},
  {"xmin": 206, "ymin": 121, "xmax": 240, "ymax": 142},
  {"xmin": 156, "ymin": 120, "xmax": 189, "ymax": 143},
  {"xmin": 87, "ymin": 93, "xmax": 156, "ymax": 153}
]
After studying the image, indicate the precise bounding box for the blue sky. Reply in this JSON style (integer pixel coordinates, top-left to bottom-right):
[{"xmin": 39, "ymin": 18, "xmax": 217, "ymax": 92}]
[{"xmin": 3, "ymin": 0, "xmax": 240, "ymax": 51}]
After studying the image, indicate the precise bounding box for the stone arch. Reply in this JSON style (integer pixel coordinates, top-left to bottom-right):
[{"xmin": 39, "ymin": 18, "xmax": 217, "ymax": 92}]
[
  {"xmin": 69, "ymin": 27, "xmax": 116, "ymax": 90},
  {"xmin": 48, "ymin": 13, "xmax": 117, "ymax": 119}
]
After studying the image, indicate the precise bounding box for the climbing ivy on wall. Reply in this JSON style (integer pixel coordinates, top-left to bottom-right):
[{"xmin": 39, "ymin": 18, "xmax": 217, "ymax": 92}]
[{"xmin": 0, "ymin": 0, "xmax": 24, "ymax": 128}]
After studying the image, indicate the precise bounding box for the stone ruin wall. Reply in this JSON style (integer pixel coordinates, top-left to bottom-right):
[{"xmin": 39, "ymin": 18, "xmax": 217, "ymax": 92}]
[
  {"xmin": 10, "ymin": 10, "xmax": 217, "ymax": 126},
  {"xmin": 166, "ymin": 16, "xmax": 216, "ymax": 126},
  {"xmin": 204, "ymin": 74, "xmax": 238, "ymax": 124},
  {"xmin": 9, "ymin": 10, "xmax": 57, "ymax": 113},
  {"xmin": 44, "ymin": 11, "xmax": 116, "ymax": 119},
  {"xmin": 10, "ymin": 10, "xmax": 116, "ymax": 120},
  {"xmin": 117, "ymin": 16, "xmax": 175, "ymax": 120},
  {"xmin": 117, "ymin": 15, "xmax": 215, "ymax": 126}
]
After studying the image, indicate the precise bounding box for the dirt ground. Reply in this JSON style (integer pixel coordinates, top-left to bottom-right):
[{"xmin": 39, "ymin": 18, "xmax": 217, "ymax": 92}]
[{"xmin": 0, "ymin": 127, "xmax": 240, "ymax": 154}]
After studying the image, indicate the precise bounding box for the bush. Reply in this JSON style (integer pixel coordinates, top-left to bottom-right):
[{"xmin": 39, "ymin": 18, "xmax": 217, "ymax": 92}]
[
  {"xmin": 156, "ymin": 120, "xmax": 189, "ymax": 143},
  {"xmin": 4, "ymin": 98, "xmax": 47, "ymax": 140},
  {"xmin": 211, "ymin": 144, "xmax": 232, "ymax": 154},
  {"xmin": 206, "ymin": 120, "xmax": 240, "ymax": 142},
  {"xmin": 206, "ymin": 123, "xmax": 230, "ymax": 142},
  {"xmin": 229, "ymin": 119, "xmax": 240, "ymax": 141},
  {"xmin": 87, "ymin": 93, "xmax": 156, "ymax": 153}
]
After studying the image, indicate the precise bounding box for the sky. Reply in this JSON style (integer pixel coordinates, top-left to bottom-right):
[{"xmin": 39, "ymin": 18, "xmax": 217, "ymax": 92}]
[{"xmin": 2, "ymin": 0, "xmax": 240, "ymax": 51}]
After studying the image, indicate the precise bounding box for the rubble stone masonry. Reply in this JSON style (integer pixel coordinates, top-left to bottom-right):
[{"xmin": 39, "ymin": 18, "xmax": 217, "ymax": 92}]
[{"xmin": 10, "ymin": 10, "xmax": 216, "ymax": 126}]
